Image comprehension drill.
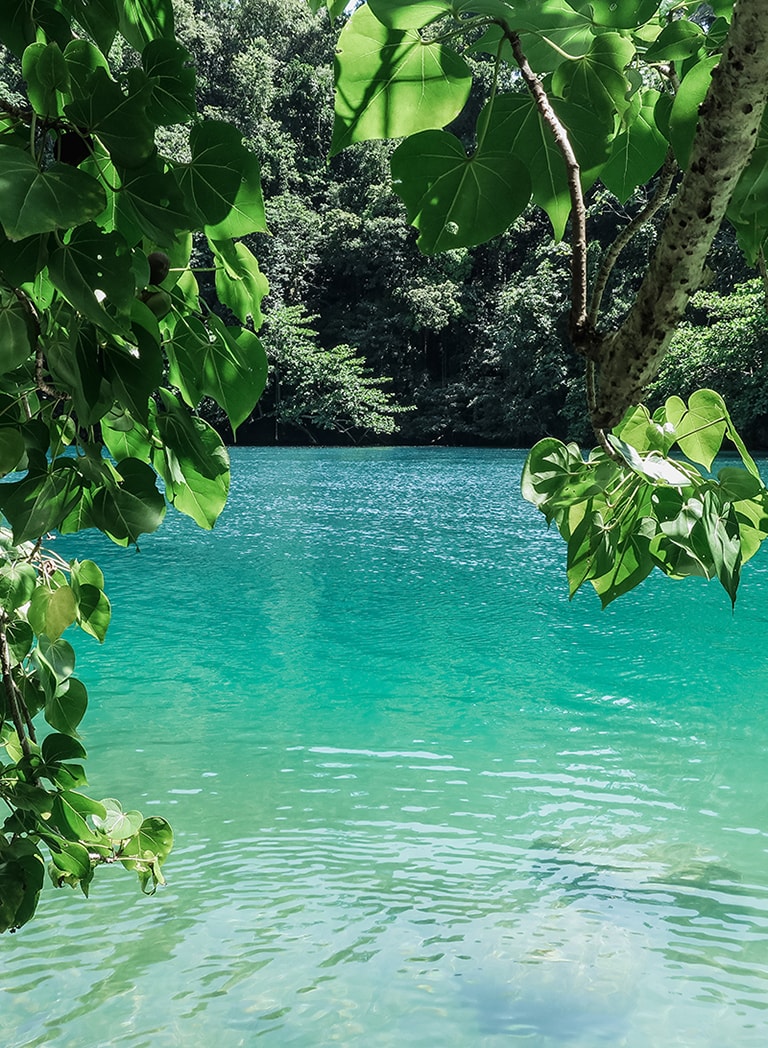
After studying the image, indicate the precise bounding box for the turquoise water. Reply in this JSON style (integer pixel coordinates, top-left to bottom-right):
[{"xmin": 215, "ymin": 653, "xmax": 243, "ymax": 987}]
[{"xmin": 3, "ymin": 446, "xmax": 768, "ymax": 1047}]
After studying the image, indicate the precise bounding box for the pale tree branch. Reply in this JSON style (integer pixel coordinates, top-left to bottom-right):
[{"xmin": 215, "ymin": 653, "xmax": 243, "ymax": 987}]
[
  {"xmin": 594, "ymin": 0, "xmax": 768, "ymax": 428},
  {"xmin": 502, "ymin": 28, "xmax": 590, "ymax": 351}
]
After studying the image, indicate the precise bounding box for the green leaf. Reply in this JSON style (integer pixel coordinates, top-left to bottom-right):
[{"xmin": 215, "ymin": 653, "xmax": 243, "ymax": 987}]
[
  {"xmin": 726, "ymin": 114, "xmax": 768, "ymax": 265},
  {"xmin": 211, "ymin": 239, "xmax": 269, "ymax": 328},
  {"xmin": 70, "ymin": 559, "xmax": 105, "ymax": 592},
  {"xmin": 101, "ymin": 329, "xmax": 163, "ymax": 424},
  {"xmin": 120, "ymin": 815, "xmax": 173, "ymax": 893},
  {"xmin": 73, "ymin": 584, "xmax": 112, "ymax": 643},
  {"xmin": 114, "ymin": 160, "xmax": 194, "ymax": 248},
  {"xmin": 600, "ymin": 90, "xmax": 669, "ymax": 203},
  {"xmin": 0, "ymin": 229, "xmax": 50, "ymax": 285},
  {"xmin": 701, "ymin": 489, "xmax": 741, "ymax": 605},
  {"xmin": 668, "ymin": 56, "xmax": 720, "ymax": 169},
  {"xmin": 390, "ymin": 128, "xmax": 531, "ymax": 253},
  {"xmin": 552, "ymin": 33, "xmax": 635, "ymax": 121},
  {"xmin": 480, "ymin": 92, "xmax": 609, "ymax": 239},
  {"xmin": 155, "ymin": 389, "xmax": 230, "ymax": 528},
  {"xmin": 43, "ymin": 586, "xmax": 78, "ymax": 641},
  {"xmin": 92, "ymin": 798, "xmax": 143, "ymax": 842},
  {"xmin": 90, "ymin": 457, "xmax": 165, "ymax": 545},
  {"xmin": 367, "ymin": 0, "xmax": 452, "ymax": 28},
  {"xmin": 64, "ymin": 67, "xmax": 156, "ymax": 169},
  {"xmin": 22, "ymin": 42, "xmax": 70, "ymax": 119},
  {"xmin": 0, "ymin": 463, "xmax": 82, "ymax": 543},
  {"xmin": 565, "ymin": 0, "xmax": 660, "ymax": 28},
  {"xmin": 203, "ymin": 316, "xmax": 268, "ymax": 434},
  {"xmin": 68, "ymin": 0, "xmax": 120, "ymax": 55},
  {"xmin": 0, "ymin": 562, "xmax": 36, "ymax": 612},
  {"xmin": 0, "ymin": 425, "xmax": 26, "ymax": 477},
  {"xmin": 118, "ymin": 0, "xmax": 175, "ymax": 51},
  {"xmin": 665, "ymin": 389, "xmax": 727, "ymax": 470},
  {"xmin": 47, "ymin": 223, "xmax": 136, "ymax": 334},
  {"xmin": 175, "ymin": 121, "xmax": 266, "ymax": 239},
  {"xmin": 0, "ymin": 146, "xmax": 106, "ymax": 241},
  {"xmin": 49, "ymin": 839, "xmax": 92, "ymax": 882},
  {"xmin": 50, "ymin": 790, "xmax": 105, "ymax": 842},
  {"xmin": 644, "ymin": 19, "xmax": 705, "ymax": 62},
  {"xmin": 42, "ymin": 733, "xmax": 87, "ymax": 765},
  {"xmin": 330, "ymin": 3, "xmax": 471, "ymax": 155},
  {"xmin": 45, "ymin": 677, "xmax": 88, "ymax": 737},
  {"xmin": 6, "ymin": 620, "xmax": 33, "ymax": 663},
  {"xmin": 141, "ymin": 38, "xmax": 196, "ymax": 125},
  {"xmin": 101, "ymin": 410, "xmax": 153, "ymax": 463},
  {"xmin": 473, "ymin": 1, "xmax": 594, "ymax": 75},
  {"xmin": 717, "ymin": 467, "xmax": 763, "ymax": 502}
]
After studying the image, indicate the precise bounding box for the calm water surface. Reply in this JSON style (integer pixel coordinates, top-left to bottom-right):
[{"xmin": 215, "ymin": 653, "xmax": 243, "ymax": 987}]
[{"xmin": 3, "ymin": 447, "xmax": 768, "ymax": 1047}]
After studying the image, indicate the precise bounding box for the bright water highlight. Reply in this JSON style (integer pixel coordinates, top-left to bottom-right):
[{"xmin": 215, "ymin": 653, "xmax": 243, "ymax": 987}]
[{"xmin": 4, "ymin": 447, "xmax": 768, "ymax": 1046}]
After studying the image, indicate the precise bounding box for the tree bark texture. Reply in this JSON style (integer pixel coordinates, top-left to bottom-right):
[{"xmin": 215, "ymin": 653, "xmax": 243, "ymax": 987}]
[{"xmin": 593, "ymin": 0, "xmax": 768, "ymax": 429}]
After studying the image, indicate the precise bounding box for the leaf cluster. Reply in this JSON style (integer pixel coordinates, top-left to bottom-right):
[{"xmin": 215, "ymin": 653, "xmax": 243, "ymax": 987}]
[
  {"xmin": 328, "ymin": 0, "xmax": 767, "ymax": 260},
  {"xmin": 0, "ymin": 0, "xmax": 272, "ymax": 928},
  {"xmin": 522, "ymin": 389, "xmax": 767, "ymax": 607}
]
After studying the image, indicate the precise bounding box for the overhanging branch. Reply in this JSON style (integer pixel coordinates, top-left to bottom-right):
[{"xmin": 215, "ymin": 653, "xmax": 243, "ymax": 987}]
[{"xmin": 503, "ymin": 29, "xmax": 590, "ymax": 351}]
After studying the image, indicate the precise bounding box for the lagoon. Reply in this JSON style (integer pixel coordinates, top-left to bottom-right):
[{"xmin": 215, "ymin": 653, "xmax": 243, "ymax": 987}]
[{"xmin": 4, "ymin": 447, "xmax": 768, "ymax": 1046}]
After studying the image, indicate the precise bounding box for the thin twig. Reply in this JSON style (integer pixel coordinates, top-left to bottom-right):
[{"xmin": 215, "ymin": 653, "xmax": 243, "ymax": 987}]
[
  {"xmin": 7, "ymin": 287, "xmax": 67, "ymax": 401},
  {"xmin": 502, "ymin": 28, "xmax": 589, "ymax": 349},
  {"xmin": 589, "ymin": 148, "xmax": 678, "ymax": 327},
  {"xmin": 0, "ymin": 613, "xmax": 35, "ymax": 758},
  {"xmin": 758, "ymin": 247, "xmax": 768, "ymax": 312}
]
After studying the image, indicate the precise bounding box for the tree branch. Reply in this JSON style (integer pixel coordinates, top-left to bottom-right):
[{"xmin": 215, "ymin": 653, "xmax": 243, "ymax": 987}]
[
  {"xmin": 593, "ymin": 0, "xmax": 768, "ymax": 428},
  {"xmin": 589, "ymin": 148, "xmax": 678, "ymax": 327},
  {"xmin": 0, "ymin": 613, "xmax": 34, "ymax": 758},
  {"xmin": 503, "ymin": 28, "xmax": 590, "ymax": 351}
]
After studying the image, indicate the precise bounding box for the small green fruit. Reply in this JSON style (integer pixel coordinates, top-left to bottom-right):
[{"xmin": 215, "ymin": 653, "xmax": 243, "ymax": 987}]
[
  {"xmin": 147, "ymin": 251, "xmax": 170, "ymax": 285},
  {"xmin": 142, "ymin": 290, "xmax": 172, "ymax": 318}
]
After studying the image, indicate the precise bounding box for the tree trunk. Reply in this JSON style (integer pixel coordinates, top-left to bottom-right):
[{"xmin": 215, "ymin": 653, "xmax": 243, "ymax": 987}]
[{"xmin": 593, "ymin": 0, "xmax": 768, "ymax": 429}]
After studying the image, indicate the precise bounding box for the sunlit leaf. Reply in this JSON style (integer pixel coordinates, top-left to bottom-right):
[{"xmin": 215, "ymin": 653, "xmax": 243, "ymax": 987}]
[
  {"xmin": 391, "ymin": 127, "xmax": 531, "ymax": 253},
  {"xmin": 331, "ymin": 3, "xmax": 471, "ymax": 155},
  {"xmin": 175, "ymin": 121, "xmax": 266, "ymax": 239}
]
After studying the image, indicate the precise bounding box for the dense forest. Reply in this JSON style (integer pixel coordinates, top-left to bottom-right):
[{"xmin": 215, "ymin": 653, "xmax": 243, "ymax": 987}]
[{"xmin": 2, "ymin": 0, "xmax": 767, "ymax": 446}]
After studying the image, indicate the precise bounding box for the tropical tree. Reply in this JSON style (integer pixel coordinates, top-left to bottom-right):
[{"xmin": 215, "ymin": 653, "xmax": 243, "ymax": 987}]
[
  {"xmin": 0, "ymin": 0, "xmax": 268, "ymax": 930},
  {"xmin": 317, "ymin": 0, "xmax": 768, "ymax": 607},
  {"xmin": 257, "ymin": 304, "xmax": 405, "ymax": 441}
]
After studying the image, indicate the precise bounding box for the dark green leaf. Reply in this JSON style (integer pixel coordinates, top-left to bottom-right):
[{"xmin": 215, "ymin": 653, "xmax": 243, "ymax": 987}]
[
  {"xmin": 65, "ymin": 67, "xmax": 155, "ymax": 169},
  {"xmin": 141, "ymin": 38, "xmax": 196, "ymax": 124},
  {"xmin": 45, "ymin": 676, "xmax": 88, "ymax": 736},
  {"xmin": 0, "ymin": 146, "xmax": 106, "ymax": 241},
  {"xmin": 90, "ymin": 457, "xmax": 165, "ymax": 545},
  {"xmin": 47, "ymin": 224, "xmax": 135, "ymax": 335}
]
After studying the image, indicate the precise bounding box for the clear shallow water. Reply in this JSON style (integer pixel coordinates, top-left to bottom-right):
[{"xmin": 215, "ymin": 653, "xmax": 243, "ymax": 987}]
[{"xmin": 3, "ymin": 446, "xmax": 768, "ymax": 1047}]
